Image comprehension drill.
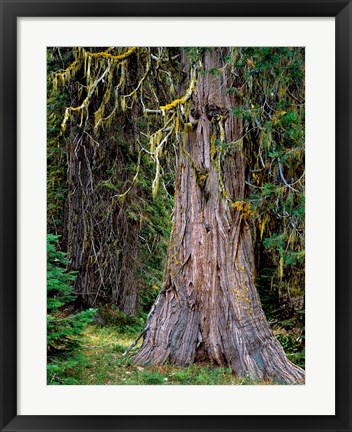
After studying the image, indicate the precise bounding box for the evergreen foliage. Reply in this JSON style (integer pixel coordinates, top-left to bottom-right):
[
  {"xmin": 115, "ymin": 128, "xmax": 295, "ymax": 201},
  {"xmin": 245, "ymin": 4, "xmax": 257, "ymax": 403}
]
[
  {"xmin": 47, "ymin": 234, "xmax": 96, "ymax": 356},
  {"xmin": 230, "ymin": 47, "xmax": 305, "ymax": 300}
]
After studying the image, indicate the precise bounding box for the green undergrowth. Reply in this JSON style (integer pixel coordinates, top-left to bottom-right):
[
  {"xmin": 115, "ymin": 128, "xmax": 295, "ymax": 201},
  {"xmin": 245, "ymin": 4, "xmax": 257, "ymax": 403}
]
[
  {"xmin": 272, "ymin": 315, "xmax": 305, "ymax": 368},
  {"xmin": 47, "ymin": 323, "xmax": 271, "ymax": 385},
  {"xmin": 47, "ymin": 310, "xmax": 304, "ymax": 385}
]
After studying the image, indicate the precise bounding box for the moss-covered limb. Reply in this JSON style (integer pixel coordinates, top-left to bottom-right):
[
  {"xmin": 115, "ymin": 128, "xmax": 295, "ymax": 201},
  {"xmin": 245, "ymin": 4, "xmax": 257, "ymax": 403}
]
[
  {"xmin": 159, "ymin": 65, "xmax": 197, "ymax": 112},
  {"xmin": 140, "ymin": 68, "xmax": 176, "ymax": 115},
  {"xmin": 61, "ymin": 63, "xmax": 111, "ymax": 132},
  {"xmin": 86, "ymin": 47, "xmax": 137, "ymax": 61},
  {"xmin": 149, "ymin": 114, "xmax": 175, "ymax": 152},
  {"xmin": 59, "ymin": 47, "xmax": 145, "ymax": 134},
  {"xmin": 94, "ymin": 62, "xmax": 126, "ymax": 130},
  {"xmin": 151, "ymin": 127, "xmax": 174, "ymax": 198},
  {"xmin": 53, "ymin": 58, "xmax": 82, "ymax": 91}
]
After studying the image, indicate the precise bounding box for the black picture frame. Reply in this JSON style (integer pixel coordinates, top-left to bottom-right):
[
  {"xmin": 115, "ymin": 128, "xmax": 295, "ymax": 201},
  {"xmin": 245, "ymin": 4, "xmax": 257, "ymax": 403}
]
[{"xmin": 1, "ymin": 1, "xmax": 351, "ymax": 431}]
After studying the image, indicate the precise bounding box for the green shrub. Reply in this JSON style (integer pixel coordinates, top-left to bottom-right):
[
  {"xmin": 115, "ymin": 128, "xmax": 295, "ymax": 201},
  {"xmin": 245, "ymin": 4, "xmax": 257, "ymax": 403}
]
[{"xmin": 47, "ymin": 234, "xmax": 96, "ymax": 356}]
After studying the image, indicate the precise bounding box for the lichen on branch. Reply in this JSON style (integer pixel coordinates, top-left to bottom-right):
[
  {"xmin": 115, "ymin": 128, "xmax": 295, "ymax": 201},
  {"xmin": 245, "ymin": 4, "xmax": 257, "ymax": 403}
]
[
  {"xmin": 86, "ymin": 47, "xmax": 137, "ymax": 61},
  {"xmin": 159, "ymin": 66, "xmax": 197, "ymax": 112}
]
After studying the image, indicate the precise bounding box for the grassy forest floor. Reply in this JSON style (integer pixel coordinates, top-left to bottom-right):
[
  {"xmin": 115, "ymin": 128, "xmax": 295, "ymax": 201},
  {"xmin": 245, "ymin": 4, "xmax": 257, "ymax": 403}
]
[
  {"xmin": 48, "ymin": 308, "xmax": 304, "ymax": 385},
  {"xmin": 48, "ymin": 324, "xmax": 250, "ymax": 385}
]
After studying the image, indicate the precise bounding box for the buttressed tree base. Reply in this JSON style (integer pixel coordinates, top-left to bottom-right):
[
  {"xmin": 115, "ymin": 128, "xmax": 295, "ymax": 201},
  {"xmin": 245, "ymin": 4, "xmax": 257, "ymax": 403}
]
[{"xmin": 133, "ymin": 49, "xmax": 304, "ymax": 384}]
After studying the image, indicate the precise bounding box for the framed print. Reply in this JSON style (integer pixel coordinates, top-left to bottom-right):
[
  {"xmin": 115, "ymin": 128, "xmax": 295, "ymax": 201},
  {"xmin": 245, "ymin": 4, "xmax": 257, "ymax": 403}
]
[{"xmin": 0, "ymin": 0, "xmax": 351, "ymax": 431}]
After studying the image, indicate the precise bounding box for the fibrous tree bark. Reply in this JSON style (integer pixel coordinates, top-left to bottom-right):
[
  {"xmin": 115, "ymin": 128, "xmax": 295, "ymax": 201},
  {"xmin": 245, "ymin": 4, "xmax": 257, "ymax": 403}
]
[
  {"xmin": 65, "ymin": 122, "xmax": 139, "ymax": 314},
  {"xmin": 134, "ymin": 48, "xmax": 305, "ymax": 384}
]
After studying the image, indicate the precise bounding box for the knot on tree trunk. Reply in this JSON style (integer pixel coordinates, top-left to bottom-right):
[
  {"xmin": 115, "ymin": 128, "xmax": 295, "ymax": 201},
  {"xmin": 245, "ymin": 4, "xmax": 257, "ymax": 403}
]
[{"xmin": 205, "ymin": 104, "xmax": 228, "ymax": 121}]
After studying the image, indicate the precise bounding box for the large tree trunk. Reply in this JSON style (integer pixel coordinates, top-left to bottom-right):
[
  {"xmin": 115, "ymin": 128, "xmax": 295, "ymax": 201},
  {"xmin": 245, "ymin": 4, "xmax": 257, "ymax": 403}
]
[{"xmin": 133, "ymin": 48, "xmax": 304, "ymax": 384}]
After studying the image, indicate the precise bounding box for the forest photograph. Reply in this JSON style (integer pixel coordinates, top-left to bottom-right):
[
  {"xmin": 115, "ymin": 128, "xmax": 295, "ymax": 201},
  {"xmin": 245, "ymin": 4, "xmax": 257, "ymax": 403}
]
[{"xmin": 47, "ymin": 46, "xmax": 305, "ymax": 385}]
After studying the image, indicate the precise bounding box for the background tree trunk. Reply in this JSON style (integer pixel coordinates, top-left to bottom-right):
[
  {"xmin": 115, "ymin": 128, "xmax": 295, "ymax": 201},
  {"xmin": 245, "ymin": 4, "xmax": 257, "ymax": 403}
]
[
  {"xmin": 134, "ymin": 48, "xmax": 305, "ymax": 384},
  {"xmin": 65, "ymin": 125, "xmax": 139, "ymax": 314}
]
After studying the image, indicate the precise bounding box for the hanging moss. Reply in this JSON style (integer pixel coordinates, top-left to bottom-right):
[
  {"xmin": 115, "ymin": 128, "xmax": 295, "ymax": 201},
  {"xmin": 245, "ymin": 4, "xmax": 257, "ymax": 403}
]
[
  {"xmin": 159, "ymin": 66, "xmax": 197, "ymax": 112},
  {"xmin": 86, "ymin": 46, "xmax": 137, "ymax": 61}
]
